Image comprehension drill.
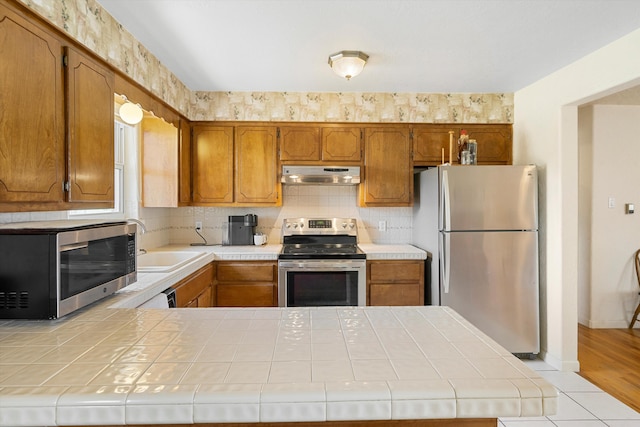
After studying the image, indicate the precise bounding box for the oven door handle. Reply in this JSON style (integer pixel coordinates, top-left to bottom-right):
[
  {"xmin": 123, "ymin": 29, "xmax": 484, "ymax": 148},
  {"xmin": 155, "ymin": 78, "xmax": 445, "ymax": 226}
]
[{"xmin": 278, "ymin": 261, "xmax": 365, "ymax": 270}]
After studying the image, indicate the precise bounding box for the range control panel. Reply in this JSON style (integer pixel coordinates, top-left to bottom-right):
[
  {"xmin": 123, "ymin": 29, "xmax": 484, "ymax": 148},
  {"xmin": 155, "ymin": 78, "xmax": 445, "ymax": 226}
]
[{"xmin": 282, "ymin": 218, "xmax": 358, "ymax": 236}]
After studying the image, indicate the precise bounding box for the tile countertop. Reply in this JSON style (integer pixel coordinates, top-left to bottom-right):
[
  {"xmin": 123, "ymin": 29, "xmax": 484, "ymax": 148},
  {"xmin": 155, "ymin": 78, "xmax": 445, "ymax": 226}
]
[
  {"xmin": 112, "ymin": 244, "xmax": 282, "ymax": 309},
  {"xmin": 0, "ymin": 305, "xmax": 557, "ymax": 426},
  {"xmin": 358, "ymin": 244, "xmax": 430, "ymax": 260}
]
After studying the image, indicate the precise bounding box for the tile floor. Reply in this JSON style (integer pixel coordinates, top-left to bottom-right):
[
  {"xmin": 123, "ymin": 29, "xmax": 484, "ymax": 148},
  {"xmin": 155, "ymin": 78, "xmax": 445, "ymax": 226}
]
[{"xmin": 499, "ymin": 359, "xmax": 640, "ymax": 426}]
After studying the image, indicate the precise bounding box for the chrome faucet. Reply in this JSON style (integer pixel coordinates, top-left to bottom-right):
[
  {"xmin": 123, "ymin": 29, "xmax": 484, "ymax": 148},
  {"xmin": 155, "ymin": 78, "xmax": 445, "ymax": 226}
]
[{"xmin": 126, "ymin": 218, "xmax": 147, "ymax": 234}]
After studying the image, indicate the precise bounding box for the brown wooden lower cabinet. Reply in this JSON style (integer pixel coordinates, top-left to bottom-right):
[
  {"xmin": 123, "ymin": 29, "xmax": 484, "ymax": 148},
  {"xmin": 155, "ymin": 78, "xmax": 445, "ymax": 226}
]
[
  {"xmin": 367, "ymin": 260, "xmax": 425, "ymax": 306},
  {"xmin": 215, "ymin": 261, "xmax": 278, "ymax": 307},
  {"xmin": 172, "ymin": 263, "xmax": 214, "ymax": 308}
]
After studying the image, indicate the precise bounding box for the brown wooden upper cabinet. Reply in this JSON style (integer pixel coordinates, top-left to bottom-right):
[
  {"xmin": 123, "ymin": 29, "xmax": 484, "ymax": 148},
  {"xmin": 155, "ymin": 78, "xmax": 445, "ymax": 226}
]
[
  {"xmin": 412, "ymin": 125, "xmax": 456, "ymax": 166},
  {"xmin": 235, "ymin": 126, "xmax": 280, "ymax": 205},
  {"xmin": 278, "ymin": 124, "xmax": 362, "ymax": 164},
  {"xmin": 360, "ymin": 126, "xmax": 413, "ymax": 207},
  {"xmin": 0, "ymin": 3, "xmax": 115, "ymax": 211},
  {"xmin": 0, "ymin": 3, "xmax": 65, "ymax": 208},
  {"xmin": 178, "ymin": 119, "xmax": 192, "ymax": 206},
  {"xmin": 192, "ymin": 124, "xmax": 281, "ymax": 206},
  {"xmin": 65, "ymin": 47, "xmax": 115, "ymax": 204},
  {"xmin": 141, "ymin": 116, "xmax": 179, "ymax": 207},
  {"xmin": 322, "ymin": 126, "xmax": 362, "ymax": 163},
  {"xmin": 192, "ymin": 125, "xmax": 235, "ymax": 204},
  {"xmin": 279, "ymin": 126, "xmax": 321, "ymax": 161},
  {"xmin": 463, "ymin": 124, "xmax": 513, "ymax": 165},
  {"xmin": 412, "ymin": 124, "xmax": 513, "ymax": 166}
]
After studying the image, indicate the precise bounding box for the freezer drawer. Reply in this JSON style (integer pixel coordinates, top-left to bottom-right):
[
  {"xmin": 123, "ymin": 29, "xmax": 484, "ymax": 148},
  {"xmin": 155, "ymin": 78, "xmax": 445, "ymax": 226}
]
[
  {"xmin": 440, "ymin": 230, "xmax": 539, "ymax": 354},
  {"xmin": 440, "ymin": 165, "xmax": 538, "ymax": 232}
]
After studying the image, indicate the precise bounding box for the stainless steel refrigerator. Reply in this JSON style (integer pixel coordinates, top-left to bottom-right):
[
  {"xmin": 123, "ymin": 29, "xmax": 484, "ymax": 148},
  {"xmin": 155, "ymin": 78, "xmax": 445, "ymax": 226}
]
[{"xmin": 413, "ymin": 165, "xmax": 540, "ymax": 356}]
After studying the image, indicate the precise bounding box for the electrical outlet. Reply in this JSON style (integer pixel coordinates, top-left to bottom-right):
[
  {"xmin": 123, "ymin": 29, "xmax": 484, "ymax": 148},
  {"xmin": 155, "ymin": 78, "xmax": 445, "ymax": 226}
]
[
  {"xmin": 195, "ymin": 221, "xmax": 202, "ymax": 231},
  {"xmin": 378, "ymin": 220, "xmax": 386, "ymax": 231}
]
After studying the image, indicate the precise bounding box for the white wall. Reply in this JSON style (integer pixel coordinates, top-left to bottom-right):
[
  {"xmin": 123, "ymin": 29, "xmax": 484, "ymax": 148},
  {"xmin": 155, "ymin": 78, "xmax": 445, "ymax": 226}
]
[
  {"xmin": 577, "ymin": 107, "xmax": 593, "ymax": 326},
  {"xmin": 581, "ymin": 105, "xmax": 640, "ymax": 328},
  {"xmin": 514, "ymin": 28, "xmax": 640, "ymax": 371}
]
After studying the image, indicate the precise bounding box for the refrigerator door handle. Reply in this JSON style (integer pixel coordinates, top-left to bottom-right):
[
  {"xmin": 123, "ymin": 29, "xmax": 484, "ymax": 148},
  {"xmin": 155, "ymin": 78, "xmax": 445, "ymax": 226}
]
[
  {"xmin": 440, "ymin": 232, "xmax": 451, "ymax": 294},
  {"xmin": 441, "ymin": 169, "xmax": 451, "ymax": 231}
]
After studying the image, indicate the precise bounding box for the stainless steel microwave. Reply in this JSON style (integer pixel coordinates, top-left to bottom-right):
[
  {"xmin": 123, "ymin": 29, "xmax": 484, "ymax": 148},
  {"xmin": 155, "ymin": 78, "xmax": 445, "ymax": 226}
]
[{"xmin": 0, "ymin": 220, "xmax": 137, "ymax": 319}]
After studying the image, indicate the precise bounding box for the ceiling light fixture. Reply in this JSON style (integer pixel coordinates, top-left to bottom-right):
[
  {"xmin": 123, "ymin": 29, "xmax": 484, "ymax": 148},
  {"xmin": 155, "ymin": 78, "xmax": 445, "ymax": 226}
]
[
  {"xmin": 328, "ymin": 50, "xmax": 369, "ymax": 80},
  {"xmin": 118, "ymin": 95, "xmax": 143, "ymax": 125}
]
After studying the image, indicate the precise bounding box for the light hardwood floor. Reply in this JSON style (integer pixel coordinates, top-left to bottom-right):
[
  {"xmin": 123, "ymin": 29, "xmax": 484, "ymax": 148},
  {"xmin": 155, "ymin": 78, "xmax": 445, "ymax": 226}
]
[{"xmin": 577, "ymin": 323, "xmax": 640, "ymax": 412}]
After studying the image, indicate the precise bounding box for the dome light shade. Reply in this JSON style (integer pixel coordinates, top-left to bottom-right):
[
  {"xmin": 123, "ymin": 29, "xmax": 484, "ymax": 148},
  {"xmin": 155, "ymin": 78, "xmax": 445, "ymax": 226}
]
[
  {"xmin": 328, "ymin": 51, "xmax": 369, "ymax": 80},
  {"xmin": 119, "ymin": 101, "xmax": 143, "ymax": 125}
]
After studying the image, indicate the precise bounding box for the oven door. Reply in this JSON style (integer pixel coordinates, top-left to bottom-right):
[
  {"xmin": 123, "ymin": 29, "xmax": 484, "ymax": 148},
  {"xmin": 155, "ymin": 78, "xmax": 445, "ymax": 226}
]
[{"xmin": 278, "ymin": 259, "xmax": 366, "ymax": 307}]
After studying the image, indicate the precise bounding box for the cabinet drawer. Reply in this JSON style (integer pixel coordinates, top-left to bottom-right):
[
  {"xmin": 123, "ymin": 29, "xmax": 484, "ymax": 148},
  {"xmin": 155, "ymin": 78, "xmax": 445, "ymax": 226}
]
[
  {"xmin": 369, "ymin": 261, "xmax": 423, "ymax": 282},
  {"xmin": 173, "ymin": 264, "xmax": 214, "ymax": 307},
  {"xmin": 369, "ymin": 284, "xmax": 422, "ymax": 306},
  {"xmin": 217, "ymin": 262, "xmax": 275, "ymax": 282},
  {"xmin": 217, "ymin": 284, "xmax": 275, "ymax": 307}
]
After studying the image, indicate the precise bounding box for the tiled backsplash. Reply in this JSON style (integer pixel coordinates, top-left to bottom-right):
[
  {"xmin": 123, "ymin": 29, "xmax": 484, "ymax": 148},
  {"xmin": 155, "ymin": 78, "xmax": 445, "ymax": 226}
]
[
  {"xmin": 169, "ymin": 186, "xmax": 413, "ymax": 246},
  {"xmin": 0, "ymin": 186, "xmax": 412, "ymax": 247}
]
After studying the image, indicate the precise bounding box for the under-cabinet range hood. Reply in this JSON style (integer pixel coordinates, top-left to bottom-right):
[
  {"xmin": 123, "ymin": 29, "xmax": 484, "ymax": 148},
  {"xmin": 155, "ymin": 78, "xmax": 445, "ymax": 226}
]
[{"xmin": 281, "ymin": 165, "xmax": 360, "ymax": 185}]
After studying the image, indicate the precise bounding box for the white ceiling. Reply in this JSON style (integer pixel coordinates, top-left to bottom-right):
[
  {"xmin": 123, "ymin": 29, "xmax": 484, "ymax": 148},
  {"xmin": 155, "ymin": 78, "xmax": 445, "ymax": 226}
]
[{"xmin": 97, "ymin": 0, "xmax": 640, "ymax": 94}]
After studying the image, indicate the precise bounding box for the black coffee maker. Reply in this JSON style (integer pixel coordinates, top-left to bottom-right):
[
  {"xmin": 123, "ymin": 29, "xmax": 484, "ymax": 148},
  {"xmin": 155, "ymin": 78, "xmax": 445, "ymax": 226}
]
[{"xmin": 223, "ymin": 214, "xmax": 257, "ymax": 245}]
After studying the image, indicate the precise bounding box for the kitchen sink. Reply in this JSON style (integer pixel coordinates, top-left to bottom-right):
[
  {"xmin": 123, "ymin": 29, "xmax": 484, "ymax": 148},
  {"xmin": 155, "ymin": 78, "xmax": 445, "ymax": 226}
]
[{"xmin": 137, "ymin": 251, "xmax": 206, "ymax": 273}]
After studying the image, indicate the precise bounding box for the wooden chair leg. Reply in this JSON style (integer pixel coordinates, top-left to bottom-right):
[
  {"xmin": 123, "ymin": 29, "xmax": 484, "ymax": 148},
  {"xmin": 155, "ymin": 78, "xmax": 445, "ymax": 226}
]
[{"xmin": 630, "ymin": 299, "xmax": 640, "ymax": 329}]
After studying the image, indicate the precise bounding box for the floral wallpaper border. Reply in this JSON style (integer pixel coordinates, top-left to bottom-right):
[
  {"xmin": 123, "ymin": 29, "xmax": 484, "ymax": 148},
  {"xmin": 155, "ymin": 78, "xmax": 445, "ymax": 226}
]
[
  {"xmin": 17, "ymin": 0, "xmax": 514, "ymax": 124},
  {"xmin": 192, "ymin": 91, "xmax": 513, "ymax": 123}
]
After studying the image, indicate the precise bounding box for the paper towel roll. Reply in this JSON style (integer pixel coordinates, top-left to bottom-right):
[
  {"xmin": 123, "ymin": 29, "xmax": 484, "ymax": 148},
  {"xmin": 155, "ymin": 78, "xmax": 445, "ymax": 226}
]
[{"xmin": 137, "ymin": 293, "xmax": 169, "ymax": 309}]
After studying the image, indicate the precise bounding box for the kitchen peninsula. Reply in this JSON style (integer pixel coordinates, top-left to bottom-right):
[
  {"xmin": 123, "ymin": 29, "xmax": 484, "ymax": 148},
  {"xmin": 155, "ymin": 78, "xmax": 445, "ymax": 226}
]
[{"xmin": 0, "ymin": 246, "xmax": 557, "ymax": 426}]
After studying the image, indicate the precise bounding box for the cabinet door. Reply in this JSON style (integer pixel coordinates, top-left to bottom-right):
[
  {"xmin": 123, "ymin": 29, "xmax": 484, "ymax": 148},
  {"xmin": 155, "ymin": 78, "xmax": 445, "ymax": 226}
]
[
  {"xmin": 0, "ymin": 3, "xmax": 65, "ymax": 205},
  {"xmin": 66, "ymin": 46, "xmax": 115, "ymax": 204},
  {"xmin": 192, "ymin": 125, "xmax": 234, "ymax": 203},
  {"xmin": 141, "ymin": 117, "xmax": 179, "ymax": 207},
  {"xmin": 174, "ymin": 264, "xmax": 214, "ymax": 308},
  {"xmin": 184, "ymin": 298, "xmax": 198, "ymax": 308},
  {"xmin": 279, "ymin": 126, "xmax": 321, "ymax": 161},
  {"xmin": 235, "ymin": 126, "xmax": 280, "ymax": 205},
  {"xmin": 464, "ymin": 125, "xmax": 513, "ymax": 165},
  {"xmin": 361, "ymin": 127, "xmax": 413, "ymax": 206},
  {"xmin": 412, "ymin": 125, "xmax": 456, "ymax": 166},
  {"xmin": 322, "ymin": 126, "xmax": 362, "ymax": 162},
  {"xmin": 196, "ymin": 286, "xmax": 212, "ymax": 307},
  {"xmin": 178, "ymin": 119, "xmax": 192, "ymax": 205}
]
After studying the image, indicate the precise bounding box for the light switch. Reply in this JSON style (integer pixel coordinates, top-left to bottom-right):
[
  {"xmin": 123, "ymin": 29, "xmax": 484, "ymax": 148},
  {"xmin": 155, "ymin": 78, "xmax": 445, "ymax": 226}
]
[
  {"xmin": 626, "ymin": 203, "xmax": 635, "ymax": 214},
  {"xmin": 608, "ymin": 197, "xmax": 615, "ymax": 208}
]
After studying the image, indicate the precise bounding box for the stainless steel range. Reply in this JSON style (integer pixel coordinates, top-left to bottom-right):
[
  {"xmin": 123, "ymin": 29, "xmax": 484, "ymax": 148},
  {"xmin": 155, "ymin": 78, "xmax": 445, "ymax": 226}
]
[{"xmin": 278, "ymin": 218, "xmax": 366, "ymax": 307}]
